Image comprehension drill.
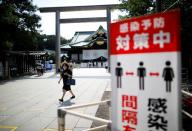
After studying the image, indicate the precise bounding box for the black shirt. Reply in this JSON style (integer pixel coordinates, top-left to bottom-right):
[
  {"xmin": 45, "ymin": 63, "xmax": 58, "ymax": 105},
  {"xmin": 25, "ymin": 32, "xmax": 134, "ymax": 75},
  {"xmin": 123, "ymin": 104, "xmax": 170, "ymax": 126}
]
[{"xmin": 61, "ymin": 69, "xmax": 72, "ymax": 82}]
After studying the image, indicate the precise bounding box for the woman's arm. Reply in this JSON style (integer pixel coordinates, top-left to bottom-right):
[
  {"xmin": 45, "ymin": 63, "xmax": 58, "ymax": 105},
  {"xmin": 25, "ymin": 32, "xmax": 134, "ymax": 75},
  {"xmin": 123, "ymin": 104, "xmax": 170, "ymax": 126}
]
[
  {"xmin": 58, "ymin": 74, "xmax": 62, "ymax": 84},
  {"xmin": 63, "ymin": 70, "xmax": 72, "ymax": 77},
  {"xmin": 68, "ymin": 70, "xmax": 72, "ymax": 77}
]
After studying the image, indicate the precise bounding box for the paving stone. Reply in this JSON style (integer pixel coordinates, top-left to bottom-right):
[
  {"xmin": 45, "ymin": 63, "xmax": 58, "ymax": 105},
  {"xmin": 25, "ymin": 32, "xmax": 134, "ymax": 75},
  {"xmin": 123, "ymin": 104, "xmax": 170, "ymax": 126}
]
[{"xmin": 0, "ymin": 68, "xmax": 110, "ymax": 131}]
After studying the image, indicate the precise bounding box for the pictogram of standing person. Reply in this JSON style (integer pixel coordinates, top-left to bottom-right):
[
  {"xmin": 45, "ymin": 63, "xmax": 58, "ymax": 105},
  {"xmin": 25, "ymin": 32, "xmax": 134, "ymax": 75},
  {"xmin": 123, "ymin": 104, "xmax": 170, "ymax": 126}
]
[
  {"xmin": 115, "ymin": 62, "xmax": 123, "ymax": 88},
  {"xmin": 162, "ymin": 61, "xmax": 174, "ymax": 92},
  {"xmin": 137, "ymin": 61, "xmax": 146, "ymax": 90}
]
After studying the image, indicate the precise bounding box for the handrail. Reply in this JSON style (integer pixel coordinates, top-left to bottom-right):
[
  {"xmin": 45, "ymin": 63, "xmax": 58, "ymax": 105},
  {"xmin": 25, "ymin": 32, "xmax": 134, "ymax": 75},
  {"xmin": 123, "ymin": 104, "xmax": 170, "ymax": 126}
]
[
  {"xmin": 63, "ymin": 109, "xmax": 111, "ymax": 124},
  {"xmin": 182, "ymin": 90, "xmax": 192, "ymax": 97},
  {"xmin": 83, "ymin": 125, "xmax": 108, "ymax": 131},
  {"xmin": 60, "ymin": 100, "xmax": 110, "ymax": 110},
  {"xmin": 182, "ymin": 110, "xmax": 192, "ymax": 119},
  {"xmin": 182, "ymin": 90, "xmax": 192, "ymax": 119},
  {"xmin": 58, "ymin": 100, "xmax": 111, "ymax": 131}
]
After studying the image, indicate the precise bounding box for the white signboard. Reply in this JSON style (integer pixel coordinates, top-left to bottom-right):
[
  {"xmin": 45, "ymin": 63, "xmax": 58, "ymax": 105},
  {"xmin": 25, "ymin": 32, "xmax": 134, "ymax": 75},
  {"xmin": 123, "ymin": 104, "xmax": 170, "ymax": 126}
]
[
  {"xmin": 83, "ymin": 50, "xmax": 107, "ymax": 60},
  {"xmin": 110, "ymin": 10, "xmax": 181, "ymax": 131}
]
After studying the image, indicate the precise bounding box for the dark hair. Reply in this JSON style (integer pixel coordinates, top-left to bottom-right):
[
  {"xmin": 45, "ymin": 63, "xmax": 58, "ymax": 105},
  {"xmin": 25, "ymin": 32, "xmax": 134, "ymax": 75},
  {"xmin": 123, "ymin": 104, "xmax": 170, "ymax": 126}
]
[{"xmin": 63, "ymin": 63, "xmax": 69, "ymax": 69}]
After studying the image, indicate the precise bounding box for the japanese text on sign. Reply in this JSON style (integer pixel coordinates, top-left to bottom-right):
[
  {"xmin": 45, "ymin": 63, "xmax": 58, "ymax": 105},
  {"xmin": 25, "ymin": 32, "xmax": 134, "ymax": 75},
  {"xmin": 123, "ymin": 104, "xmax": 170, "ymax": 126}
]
[
  {"xmin": 148, "ymin": 98, "xmax": 168, "ymax": 131},
  {"xmin": 110, "ymin": 10, "xmax": 180, "ymax": 55},
  {"xmin": 116, "ymin": 17, "xmax": 170, "ymax": 51},
  {"xmin": 122, "ymin": 95, "xmax": 138, "ymax": 131}
]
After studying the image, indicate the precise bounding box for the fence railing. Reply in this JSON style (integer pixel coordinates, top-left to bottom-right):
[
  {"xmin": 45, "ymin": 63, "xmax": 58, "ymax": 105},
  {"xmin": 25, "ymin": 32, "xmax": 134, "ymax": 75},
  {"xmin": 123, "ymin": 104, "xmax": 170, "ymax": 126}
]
[
  {"xmin": 182, "ymin": 90, "xmax": 192, "ymax": 97},
  {"xmin": 57, "ymin": 100, "xmax": 111, "ymax": 131},
  {"xmin": 182, "ymin": 90, "xmax": 192, "ymax": 119}
]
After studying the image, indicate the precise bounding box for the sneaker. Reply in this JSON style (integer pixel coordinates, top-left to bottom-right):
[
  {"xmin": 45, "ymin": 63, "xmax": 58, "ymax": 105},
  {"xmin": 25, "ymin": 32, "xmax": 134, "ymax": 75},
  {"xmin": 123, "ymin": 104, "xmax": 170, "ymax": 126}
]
[
  {"xmin": 58, "ymin": 99, "xmax": 63, "ymax": 102},
  {"xmin": 71, "ymin": 96, "xmax": 75, "ymax": 99}
]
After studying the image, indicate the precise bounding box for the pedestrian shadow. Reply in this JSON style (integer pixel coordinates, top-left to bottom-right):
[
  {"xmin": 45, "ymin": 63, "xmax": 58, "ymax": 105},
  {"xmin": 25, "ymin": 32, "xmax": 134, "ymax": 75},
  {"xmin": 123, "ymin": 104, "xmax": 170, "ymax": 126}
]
[
  {"xmin": 0, "ymin": 78, "xmax": 22, "ymax": 85},
  {"xmin": 59, "ymin": 98, "xmax": 75, "ymax": 107}
]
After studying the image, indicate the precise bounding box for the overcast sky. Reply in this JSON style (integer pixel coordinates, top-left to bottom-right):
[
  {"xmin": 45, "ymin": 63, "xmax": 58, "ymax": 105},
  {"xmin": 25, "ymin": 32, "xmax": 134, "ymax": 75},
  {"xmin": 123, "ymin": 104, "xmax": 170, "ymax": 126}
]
[{"xmin": 33, "ymin": 0, "xmax": 121, "ymax": 39}]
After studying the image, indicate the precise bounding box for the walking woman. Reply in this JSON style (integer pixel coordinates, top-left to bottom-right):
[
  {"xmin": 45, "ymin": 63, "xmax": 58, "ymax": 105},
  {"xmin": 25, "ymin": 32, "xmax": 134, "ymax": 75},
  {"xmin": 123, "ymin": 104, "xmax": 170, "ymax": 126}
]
[{"xmin": 58, "ymin": 62, "xmax": 75, "ymax": 102}]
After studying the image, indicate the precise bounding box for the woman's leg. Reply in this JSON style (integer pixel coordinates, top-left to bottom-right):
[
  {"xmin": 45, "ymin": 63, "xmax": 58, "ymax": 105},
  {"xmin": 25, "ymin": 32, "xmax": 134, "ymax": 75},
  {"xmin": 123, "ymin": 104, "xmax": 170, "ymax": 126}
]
[
  {"xmin": 59, "ymin": 89, "xmax": 66, "ymax": 101},
  {"xmin": 69, "ymin": 90, "xmax": 75, "ymax": 99}
]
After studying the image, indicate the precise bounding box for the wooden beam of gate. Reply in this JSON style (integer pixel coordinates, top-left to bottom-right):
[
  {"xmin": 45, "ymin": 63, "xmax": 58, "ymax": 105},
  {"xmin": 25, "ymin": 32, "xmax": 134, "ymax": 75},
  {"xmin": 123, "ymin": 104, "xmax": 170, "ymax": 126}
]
[
  {"xmin": 60, "ymin": 17, "xmax": 107, "ymax": 23},
  {"xmin": 39, "ymin": 4, "xmax": 119, "ymax": 12}
]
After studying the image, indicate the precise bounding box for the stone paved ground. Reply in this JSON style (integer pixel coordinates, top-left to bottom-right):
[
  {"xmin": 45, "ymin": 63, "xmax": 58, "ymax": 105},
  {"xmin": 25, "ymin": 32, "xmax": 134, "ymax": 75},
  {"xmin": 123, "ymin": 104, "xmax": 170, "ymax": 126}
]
[
  {"xmin": 0, "ymin": 68, "xmax": 110, "ymax": 131},
  {"xmin": 91, "ymin": 91, "xmax": 111, "ymax": 131}
]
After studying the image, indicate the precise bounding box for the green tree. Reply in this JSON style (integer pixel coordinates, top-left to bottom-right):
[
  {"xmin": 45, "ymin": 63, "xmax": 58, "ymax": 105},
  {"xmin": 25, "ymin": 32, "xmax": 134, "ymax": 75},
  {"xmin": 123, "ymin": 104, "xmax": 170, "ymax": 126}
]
[
  {"xmin": 0, "ymin": 0, "xmax": 41, "ymax": 51},
  {"xmin": 38, "ymin": 35, "xmax": 70, "ymax": 51},
  {"xmin": 118, "ymin": 0, "xmax": 184, "ymax": 18},
  {"xmin": 118, "ymin": 0, "xmax": 155, "ymax": 18}
]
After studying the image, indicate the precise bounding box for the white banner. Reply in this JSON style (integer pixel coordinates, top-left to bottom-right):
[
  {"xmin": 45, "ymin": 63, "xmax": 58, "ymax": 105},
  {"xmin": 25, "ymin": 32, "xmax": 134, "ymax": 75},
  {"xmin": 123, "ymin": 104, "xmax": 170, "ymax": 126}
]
[{"xmin": 82, "ymin": 50, "xmax": 108, "ymax": 60}]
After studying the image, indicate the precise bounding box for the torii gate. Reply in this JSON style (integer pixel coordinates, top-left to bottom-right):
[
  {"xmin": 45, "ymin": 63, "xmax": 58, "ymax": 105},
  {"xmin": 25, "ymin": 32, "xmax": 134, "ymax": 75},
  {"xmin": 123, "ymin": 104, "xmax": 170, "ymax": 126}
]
[{"xmin": 39, "ymin": 4, "xmax": 118, "ymax": 73}]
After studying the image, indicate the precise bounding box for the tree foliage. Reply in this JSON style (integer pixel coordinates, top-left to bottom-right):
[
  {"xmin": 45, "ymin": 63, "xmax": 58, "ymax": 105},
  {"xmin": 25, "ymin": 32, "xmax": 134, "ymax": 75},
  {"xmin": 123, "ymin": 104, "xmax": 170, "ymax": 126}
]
[
  {"xmin": 118, "ymin": 0, "xmax": 155, "ymax": 18},
  {"xmin": 0, "ymin": 0, "xmax": 41, "ymax": 51},
  {"xmin": 118, "ymin": 0, "xmax": 191, "ymax": 18},
  {"xmin": 38, "ymin": 35, "xmax": 70, "ymax": 51}
]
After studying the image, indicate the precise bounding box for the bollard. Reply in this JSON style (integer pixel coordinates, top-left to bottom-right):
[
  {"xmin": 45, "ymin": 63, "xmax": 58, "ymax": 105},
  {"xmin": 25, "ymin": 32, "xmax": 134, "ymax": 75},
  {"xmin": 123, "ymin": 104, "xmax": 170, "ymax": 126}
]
[
  {"xmin": 58, "ymin": 109, "xmax": 66, "ymax": 131},
  {"xmin": 107, "ymin": 100, "xmax": 111, "ymax": 107},
  {"xmin": 107, "ymin": 123, "xmax": 111, "ymax": 131}
]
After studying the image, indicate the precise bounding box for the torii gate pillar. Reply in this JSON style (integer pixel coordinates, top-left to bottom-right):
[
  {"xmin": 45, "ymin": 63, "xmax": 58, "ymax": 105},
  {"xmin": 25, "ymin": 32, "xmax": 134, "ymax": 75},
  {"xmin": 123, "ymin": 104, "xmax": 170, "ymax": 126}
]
[{"xmin": 56, "ymin": 11, "xmax": 61, "ymax": 73}]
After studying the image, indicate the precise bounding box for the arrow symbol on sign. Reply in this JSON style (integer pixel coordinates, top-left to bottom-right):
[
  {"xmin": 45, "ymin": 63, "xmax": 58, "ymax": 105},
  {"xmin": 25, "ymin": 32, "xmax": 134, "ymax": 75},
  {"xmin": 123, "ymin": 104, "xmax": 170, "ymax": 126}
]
[
  {"xmin": 125, "ymin": 72, "xmax": 134, "ymax": 76},
  {"xmin": 149, "ymin": 72, "xmax": 159, "ymax": 76}
]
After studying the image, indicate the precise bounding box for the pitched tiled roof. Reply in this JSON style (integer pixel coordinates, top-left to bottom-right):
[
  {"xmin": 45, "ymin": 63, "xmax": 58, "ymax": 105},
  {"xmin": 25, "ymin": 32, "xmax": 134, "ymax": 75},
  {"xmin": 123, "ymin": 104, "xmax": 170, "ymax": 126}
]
[
  {"xmin": 71, "ymin": 31, "xmax": 94, "ymax": 44},
  {"xmin": 60, "ymin": 31, "xmax": 94, "ymax": 49},
  {"xmin": 84, "ymin": 25, "xmax": 107, "ymax": 41},
  {"xmin": 60, "ymin": 25, "xmax": 107, "ymax": 49}
]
